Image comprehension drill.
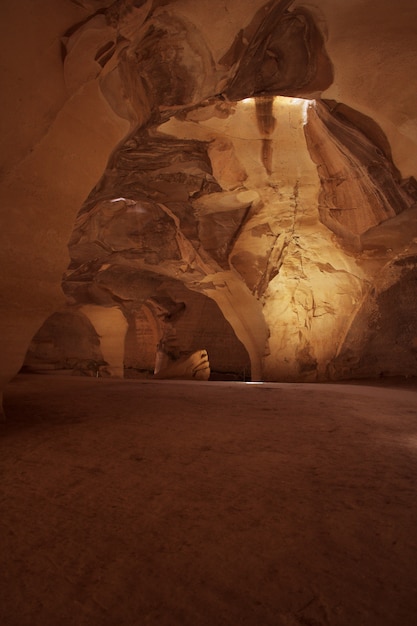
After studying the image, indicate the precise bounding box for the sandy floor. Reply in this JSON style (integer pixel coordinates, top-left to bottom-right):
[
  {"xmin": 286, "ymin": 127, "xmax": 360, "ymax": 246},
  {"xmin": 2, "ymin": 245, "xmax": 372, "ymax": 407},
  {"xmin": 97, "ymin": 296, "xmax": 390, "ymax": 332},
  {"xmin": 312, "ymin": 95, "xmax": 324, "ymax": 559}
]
[{"xmin": 1, "ymin": 374, "xmax": 417, "ymax": 626}]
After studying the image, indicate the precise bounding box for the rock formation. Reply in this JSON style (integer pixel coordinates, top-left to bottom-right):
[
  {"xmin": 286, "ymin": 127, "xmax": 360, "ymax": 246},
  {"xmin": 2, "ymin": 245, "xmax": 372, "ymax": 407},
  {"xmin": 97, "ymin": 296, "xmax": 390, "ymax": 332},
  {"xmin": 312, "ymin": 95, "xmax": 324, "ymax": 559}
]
[
  {"xmin": 153, "ymin": 349, "xmax": 210, "ymax": 380},
  {"xmin": 1, "ymin": 0, "xmax": 417, "ymax": 403}
]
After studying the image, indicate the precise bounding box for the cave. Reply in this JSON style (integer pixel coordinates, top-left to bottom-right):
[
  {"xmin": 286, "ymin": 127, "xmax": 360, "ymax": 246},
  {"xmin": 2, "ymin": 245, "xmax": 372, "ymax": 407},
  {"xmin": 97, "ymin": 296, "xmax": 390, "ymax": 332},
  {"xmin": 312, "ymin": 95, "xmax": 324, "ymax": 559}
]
[{"xmin": 1, "ymin": 1, "xmax": 417, "ymax": 624}]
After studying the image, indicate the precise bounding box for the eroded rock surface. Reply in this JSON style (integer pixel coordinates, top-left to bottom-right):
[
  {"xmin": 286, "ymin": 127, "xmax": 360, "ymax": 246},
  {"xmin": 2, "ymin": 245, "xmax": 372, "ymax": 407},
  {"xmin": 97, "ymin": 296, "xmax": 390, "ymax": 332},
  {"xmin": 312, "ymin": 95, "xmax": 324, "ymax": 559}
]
[
  {"xmin": 3, "ymin": 0, "xmax": 417, "ymax": 386},
  {"xmin": 57, "ymin": 85, "xmax": 415, "ymax": 380},
  {"xmin": 153, "ymin": 349, "xmax": 210, "ymax": 380},
  {"xmin": 224, "ymin": 0, "xmax": 333, "ymax": 100},
  {"xmin": 305, "ymin": 100, "xmax": 413, "ymax": 240}
]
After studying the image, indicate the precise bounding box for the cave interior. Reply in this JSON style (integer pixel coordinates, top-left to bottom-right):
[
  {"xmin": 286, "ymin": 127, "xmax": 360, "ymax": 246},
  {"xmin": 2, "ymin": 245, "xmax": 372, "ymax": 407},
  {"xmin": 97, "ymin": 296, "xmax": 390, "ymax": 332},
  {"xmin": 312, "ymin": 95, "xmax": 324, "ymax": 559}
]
[
  {"xmin": 2, "ymin": 0, "xmax": 416, "ymax": 392},
  {"xmin": 1, "ymin": 2, "xmax": 417, "ymax": 624}
]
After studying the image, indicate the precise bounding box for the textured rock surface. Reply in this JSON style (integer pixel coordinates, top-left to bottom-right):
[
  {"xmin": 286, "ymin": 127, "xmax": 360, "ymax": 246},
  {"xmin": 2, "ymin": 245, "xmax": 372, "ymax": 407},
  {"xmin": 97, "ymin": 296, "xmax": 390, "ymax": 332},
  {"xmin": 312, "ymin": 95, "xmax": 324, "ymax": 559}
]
[
  {"xmin": 58, "ymin": 88, "xmax": 415, "ymax": 381},
  {"xmin": 2, "ymin": 0, "xmax": 417, "ymax": 390},
  {"xmin": 305, "ymin": 100, "xmax": 413, "ymax": 239},
  {"xmin": 223, "ymin": 0, "xmax": 333, "ymax": 100},
  {"xmin": 153, "ymin": 349, "xmax": 210, "ymax": 380},
  {"xmin": 24, "ymin": 310, "xmax": 104, "ymax": 373}
]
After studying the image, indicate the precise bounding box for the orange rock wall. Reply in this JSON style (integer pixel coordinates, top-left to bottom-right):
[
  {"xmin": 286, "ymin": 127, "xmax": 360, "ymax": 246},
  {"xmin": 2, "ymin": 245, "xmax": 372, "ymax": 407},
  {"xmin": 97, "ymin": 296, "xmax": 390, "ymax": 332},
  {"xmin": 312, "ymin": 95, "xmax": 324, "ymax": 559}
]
[{"xmin": 1, "ymin": 0, "xmax": 417, "ymax": 401}]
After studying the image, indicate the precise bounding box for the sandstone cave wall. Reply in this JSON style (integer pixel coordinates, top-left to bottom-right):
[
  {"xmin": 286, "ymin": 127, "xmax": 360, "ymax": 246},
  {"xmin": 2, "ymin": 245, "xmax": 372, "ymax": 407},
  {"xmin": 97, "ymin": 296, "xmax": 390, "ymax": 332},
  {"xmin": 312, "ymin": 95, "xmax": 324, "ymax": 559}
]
[{"xmin": 1, "ymin": 0, "xmax": 417, "ymax": 402}]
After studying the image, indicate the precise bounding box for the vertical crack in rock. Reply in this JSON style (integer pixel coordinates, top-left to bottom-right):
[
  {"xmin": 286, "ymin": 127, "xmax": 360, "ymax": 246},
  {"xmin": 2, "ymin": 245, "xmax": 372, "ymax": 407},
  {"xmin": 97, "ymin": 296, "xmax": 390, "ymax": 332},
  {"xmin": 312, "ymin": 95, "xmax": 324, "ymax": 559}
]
[{"xmin": 255, "ymin": 180, "xmax": 302, "ymax": 298}]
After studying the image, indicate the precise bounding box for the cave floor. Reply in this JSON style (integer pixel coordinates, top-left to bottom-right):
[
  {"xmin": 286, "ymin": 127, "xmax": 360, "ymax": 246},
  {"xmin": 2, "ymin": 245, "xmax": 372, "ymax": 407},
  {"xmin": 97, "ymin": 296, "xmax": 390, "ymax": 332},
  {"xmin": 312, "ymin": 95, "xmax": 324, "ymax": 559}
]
[{"xmin": 1, "ymin": 374, "xmax": 417, "ymax": 626}]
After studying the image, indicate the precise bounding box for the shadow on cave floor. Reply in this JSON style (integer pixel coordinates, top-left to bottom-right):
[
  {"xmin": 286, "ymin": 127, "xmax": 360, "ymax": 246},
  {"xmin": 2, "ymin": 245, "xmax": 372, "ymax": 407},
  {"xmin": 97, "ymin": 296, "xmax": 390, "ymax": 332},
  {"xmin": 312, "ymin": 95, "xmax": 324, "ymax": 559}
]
[{"xmin": 1, "ymin": 374, "xmax": 417, "ymax": 626}]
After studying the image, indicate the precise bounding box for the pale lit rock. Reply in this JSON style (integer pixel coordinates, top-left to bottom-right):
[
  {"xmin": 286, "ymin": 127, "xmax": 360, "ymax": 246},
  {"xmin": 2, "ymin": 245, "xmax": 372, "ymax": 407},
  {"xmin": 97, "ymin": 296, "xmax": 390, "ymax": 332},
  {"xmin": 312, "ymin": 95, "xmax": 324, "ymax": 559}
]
[
  {"xmin": 262, "ymin": 247, "xmax": 365, "ymax": 381},
  {"xmin": 197, "ymin": 272, "xmax": 268, "ymax": 381},
  {"xmin": 80, "ymin": 305, "xmax": 128, "ymax": 377},
  {"xmin": 205, "ymin": 96, "xmax": 366, "ymax": 381},
  {"xmin": 153, "ymin": 349, "xmax": 210, "ymax": 380},
  {"xmin": 193, "ymin": 190, "xmax": 260, "ymax": 216},
  {"xmin": 305, "ymin": 100, "xmax": 413, "ymax": 237}
]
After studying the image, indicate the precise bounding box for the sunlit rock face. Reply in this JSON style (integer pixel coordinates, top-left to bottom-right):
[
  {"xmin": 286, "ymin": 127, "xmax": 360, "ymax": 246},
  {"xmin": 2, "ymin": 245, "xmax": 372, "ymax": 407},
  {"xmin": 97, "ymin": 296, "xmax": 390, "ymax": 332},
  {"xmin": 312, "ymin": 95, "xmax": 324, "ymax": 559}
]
[
  {"xmin": 305, "ymin": 101, "xmax": 413, "ymax": 240},
  {"xmin": 159, "ymin": 96, "xmax": 368, "ymax": 381},
  {"xmin": 61, "ymin": 93, "xmax": 400, "ymax": 381},
  {"xmin": 3, "ymin": 0, "xmax": 417, "ymax": 392}
]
